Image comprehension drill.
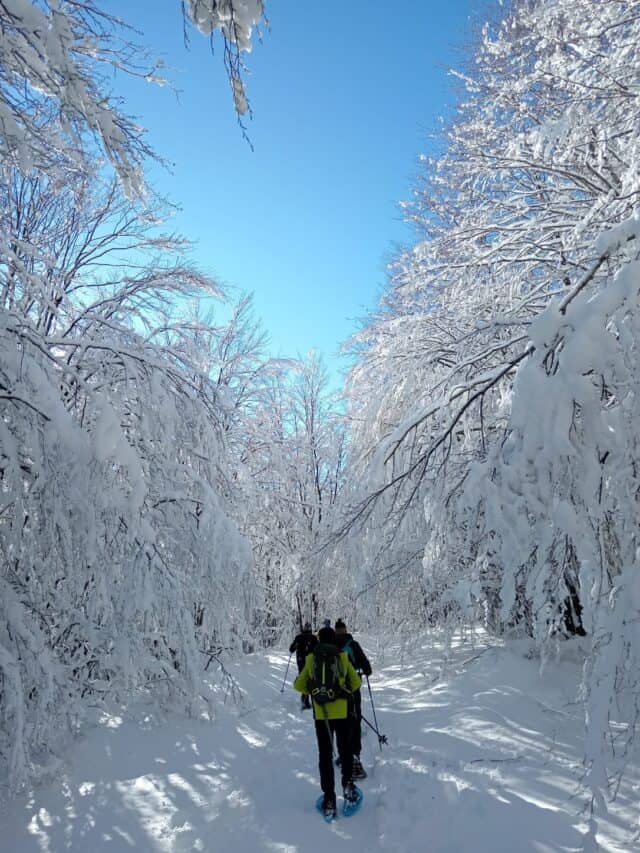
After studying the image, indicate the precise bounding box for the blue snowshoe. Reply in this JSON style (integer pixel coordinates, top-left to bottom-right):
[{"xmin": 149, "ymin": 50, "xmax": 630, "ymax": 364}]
[
  {"xmin": 342, "ymin": 783, "xmax": 363, "ymax": 817},
  {"xmin": 316, "ymin": 793, "xmax": 337, "ymax": 823}
]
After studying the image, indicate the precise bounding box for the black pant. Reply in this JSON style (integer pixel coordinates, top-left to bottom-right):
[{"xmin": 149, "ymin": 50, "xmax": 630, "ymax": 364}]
[
  {"xmin": 314, "ymin": 718, "xmax": 353, "ymax": 796},
  {"xmin": 350, "ymin": 689, "xmax": 363, "ymax": 756}
]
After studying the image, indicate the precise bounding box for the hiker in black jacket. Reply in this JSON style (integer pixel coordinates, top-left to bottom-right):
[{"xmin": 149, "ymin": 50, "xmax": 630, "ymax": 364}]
[
  {"xmin": 289, "ymin": 622, "xmax": 318, "ymax": 709},
  {"xmin": 334, "ymin": 619, "xmax": 372, "ymax": 779}
]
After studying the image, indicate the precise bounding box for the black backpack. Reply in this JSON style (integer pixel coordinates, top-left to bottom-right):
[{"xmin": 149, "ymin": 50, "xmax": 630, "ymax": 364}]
[
  {"xmin": 309, "ymin": 644, "xmax": 345, "ymax": 705},
  {"xmin": 342, "ymin": 638, "xmax": 355, "ymax": 664}
]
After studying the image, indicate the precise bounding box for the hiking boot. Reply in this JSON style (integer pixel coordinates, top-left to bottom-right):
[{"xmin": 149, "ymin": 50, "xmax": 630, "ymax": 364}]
[
  {"xmin": 322, "ymin": 793, "xmax": 337, "ymax": 817},
  {"xmin": 352, "ymin": 756, "xmax": 367, "ymax": 779},
  {"xmin": 343, "ymin": 781, "xmax": 358, "ymax": 803}
]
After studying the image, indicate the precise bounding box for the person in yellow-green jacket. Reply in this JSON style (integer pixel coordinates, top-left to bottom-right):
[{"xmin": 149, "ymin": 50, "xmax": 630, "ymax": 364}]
[{"xmin": 294, "ymin": 625, "xmax": 362, "ymax": 819}]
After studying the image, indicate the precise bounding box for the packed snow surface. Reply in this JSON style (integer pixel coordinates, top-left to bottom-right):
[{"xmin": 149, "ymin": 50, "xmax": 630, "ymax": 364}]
[{"xmin": 2, "ymin": 632, "xmax": 638, "ymax": 852}]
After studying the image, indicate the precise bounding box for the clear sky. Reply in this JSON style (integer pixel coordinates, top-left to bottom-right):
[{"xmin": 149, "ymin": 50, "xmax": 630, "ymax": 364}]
[{"xmin": 104, "ymin": 1, "xmax": 478, "ymax": 373}]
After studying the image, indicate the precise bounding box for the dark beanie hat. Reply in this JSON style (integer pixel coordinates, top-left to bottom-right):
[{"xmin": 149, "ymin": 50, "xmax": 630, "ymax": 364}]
[
  {"xmin": 335, "ymin": 619, "xmax": 346, "ymax": 631},
  {"xmin": 318, "ymin": 626, "xmax": 337, "ymax": 645}
]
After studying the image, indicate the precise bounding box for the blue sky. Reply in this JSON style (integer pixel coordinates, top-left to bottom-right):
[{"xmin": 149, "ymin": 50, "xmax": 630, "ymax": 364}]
[{"xmin": 105, "ymin": 1, "xmax": 477, "ymax": 375}]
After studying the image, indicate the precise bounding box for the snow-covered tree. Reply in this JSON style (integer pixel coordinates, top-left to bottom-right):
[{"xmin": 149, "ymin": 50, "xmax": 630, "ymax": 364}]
[
  {"xmin": 233, "ymin": 353, "xmax": 347, "ymax": 640},
  {"xmin": 0, "ymin": 0, "xmax": 276, "ymax": 793},
  {"xmin": 340, "ymin": 0, "xmax": 640, "ymax": 833},
  {"xmin": 344, "ymin": 0, "xmax": 640, "ymax": 622},
  {"xmin": 0, "ymin": 158, "xmax": 257, "ymax": 789}
]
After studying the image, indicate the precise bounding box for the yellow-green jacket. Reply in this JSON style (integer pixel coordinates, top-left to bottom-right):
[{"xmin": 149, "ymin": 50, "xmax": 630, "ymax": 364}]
[{"xmin": 294, "ymin": 647, "xmax": 362, "ymax": 720}]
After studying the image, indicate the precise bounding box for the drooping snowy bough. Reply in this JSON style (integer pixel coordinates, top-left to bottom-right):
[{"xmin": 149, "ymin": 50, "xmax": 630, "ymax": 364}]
[{"xmin": 0, "ymin": 0, "xmax": 265, "ymax": 197}]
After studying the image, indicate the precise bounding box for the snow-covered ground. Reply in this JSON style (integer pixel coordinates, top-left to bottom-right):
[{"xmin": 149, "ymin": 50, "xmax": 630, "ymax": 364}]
[{"xmin": 2, "ymin": 632, "xmax": 639, "ymax": 852}]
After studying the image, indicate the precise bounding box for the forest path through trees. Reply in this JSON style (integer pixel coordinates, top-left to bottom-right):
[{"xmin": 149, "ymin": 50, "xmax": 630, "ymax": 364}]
[{"xmin": 2, "ymin": 634, "xmax": 638, "ymax": 852}]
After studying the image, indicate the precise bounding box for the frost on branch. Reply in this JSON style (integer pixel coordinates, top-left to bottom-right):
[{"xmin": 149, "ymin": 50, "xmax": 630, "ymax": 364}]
[
  {"xmin": 183, "ymin": 0, "xmax": 266, "ymax": 116},
  {"xmin": 0, "ymin": 0, "xmax": 267, "ymax": 197},
  {"xmin": 0, "ymin": 0, "xmax": 163, "ymax": 196}
]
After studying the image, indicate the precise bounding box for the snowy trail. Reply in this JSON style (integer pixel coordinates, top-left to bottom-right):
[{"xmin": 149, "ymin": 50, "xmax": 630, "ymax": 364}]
[{"xmin": 2, "ymin": 634, "xmax": 639, "ymax": 852}]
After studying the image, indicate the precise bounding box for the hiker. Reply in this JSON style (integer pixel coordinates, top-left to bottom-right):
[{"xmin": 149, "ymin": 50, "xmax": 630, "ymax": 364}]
[
  {"xmin": 294, "ymin": 625, "xmax": 362, "ymax": 819},
  {"xmin": 335, "ymin": 618, "xmax": 372, "ymax": 780},
  {"xmin": 289, "ymin": 622, "xmax": 318, "ymax": 709}
]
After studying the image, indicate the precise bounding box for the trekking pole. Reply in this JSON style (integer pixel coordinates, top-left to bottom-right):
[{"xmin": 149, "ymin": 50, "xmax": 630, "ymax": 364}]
[
  {"xmin": 280, "ymin": 652, "xmax": 293, "ymax": 693},
  {"xmin": 365, "ymin": 675, "xmax": 386, "ymax": 750},
  {"xmin": 360, "ymin": 713, "xmax": 388, "ymax": 747}
]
